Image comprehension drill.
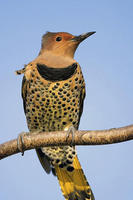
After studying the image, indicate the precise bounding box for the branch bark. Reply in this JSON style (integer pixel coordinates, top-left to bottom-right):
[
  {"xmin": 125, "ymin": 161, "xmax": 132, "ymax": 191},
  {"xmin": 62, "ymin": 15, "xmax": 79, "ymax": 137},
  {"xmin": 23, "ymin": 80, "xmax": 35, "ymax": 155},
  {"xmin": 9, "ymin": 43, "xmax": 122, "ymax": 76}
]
[{"xmin": 0, "ymin": 124, "xmax": 133, "ymax": 160}]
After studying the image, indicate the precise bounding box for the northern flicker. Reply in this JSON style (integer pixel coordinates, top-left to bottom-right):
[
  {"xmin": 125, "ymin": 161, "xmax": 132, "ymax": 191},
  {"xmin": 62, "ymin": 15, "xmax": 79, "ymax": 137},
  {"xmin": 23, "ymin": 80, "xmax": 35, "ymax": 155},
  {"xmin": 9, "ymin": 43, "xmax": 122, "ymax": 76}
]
[{"xmin": 16, "ymin": 31, "xmax": 95, "ymax": 200}]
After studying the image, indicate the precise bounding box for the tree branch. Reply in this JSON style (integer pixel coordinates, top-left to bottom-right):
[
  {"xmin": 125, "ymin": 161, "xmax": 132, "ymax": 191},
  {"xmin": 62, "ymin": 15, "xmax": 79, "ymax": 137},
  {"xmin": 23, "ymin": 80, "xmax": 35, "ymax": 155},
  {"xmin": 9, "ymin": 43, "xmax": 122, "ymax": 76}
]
[{"xmin": 0, "ymin": 124, "xmax": 133, "ymax": 160}]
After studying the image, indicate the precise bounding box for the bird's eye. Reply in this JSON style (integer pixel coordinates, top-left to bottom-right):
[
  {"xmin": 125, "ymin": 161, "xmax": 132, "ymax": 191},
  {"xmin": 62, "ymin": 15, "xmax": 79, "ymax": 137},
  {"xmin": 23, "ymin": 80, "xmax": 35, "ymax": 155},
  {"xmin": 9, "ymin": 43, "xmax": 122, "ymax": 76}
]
[{"xmin": 56, "ymin": 36, "xmax": 62, "ymax": 42}]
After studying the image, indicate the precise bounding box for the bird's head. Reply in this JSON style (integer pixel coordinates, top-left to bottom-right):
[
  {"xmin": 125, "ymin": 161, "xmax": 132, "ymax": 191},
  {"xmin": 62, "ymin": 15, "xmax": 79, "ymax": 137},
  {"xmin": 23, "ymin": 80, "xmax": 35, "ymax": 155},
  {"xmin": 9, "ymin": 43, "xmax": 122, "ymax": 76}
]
[{"xmin": 39, "ymin": 31, "xmax": 96, "ymax": 58}]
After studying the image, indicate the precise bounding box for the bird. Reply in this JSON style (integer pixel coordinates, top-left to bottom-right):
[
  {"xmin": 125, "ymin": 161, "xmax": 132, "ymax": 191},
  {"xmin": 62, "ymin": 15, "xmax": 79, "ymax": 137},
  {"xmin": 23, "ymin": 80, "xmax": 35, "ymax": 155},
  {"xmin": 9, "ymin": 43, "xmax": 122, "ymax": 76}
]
[{"xmin": 16, "ymin": 31, "xmax": 96, "ymax": 200}]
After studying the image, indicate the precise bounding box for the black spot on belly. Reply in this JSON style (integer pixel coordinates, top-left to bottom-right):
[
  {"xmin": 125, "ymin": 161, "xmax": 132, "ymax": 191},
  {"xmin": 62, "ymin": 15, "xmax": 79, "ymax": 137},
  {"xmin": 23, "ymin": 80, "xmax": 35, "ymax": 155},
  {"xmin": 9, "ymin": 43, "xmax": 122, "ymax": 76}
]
[
  {"xmin": 66, "ymin": 160, "xmax": 72, "ymax": 164},
  {"xmin": 59, "ymin": 88, "xmax": 63, "ymax": 92},
  {"xmin": 56, "ymin": 159, "xmax": 60, "ymax": 164},
  {"xmin": 59, "ymin": 163, "xmax": 64, "ymax": 168},
  {"xmin": 63, "ymin": 91, "xmax": 67, "ymax": 94},
  {"xmin": 67, "ymin": 166, "xmax": 74, "ymax": 172},
  {"xmin": 68, "ymin": 155, "xmax": 73, "ymax": 159}
]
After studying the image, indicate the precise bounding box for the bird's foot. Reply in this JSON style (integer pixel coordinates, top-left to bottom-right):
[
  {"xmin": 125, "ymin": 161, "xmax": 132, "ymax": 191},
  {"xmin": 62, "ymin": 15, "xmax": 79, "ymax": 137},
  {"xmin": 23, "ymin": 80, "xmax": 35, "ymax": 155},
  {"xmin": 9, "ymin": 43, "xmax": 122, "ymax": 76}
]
[
  {"xmin": 17, "ymin": 132, "xmax": 28, "ymax": 156},
  {"xmin": 66, "ymin": 126, "xmax": 76, "ymax": 146}
]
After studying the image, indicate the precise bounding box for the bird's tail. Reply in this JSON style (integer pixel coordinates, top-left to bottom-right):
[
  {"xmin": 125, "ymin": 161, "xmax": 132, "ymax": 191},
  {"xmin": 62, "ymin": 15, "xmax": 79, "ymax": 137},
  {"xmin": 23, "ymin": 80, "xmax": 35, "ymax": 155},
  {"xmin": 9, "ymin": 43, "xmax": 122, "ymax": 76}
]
[{"xmin": 55, "ymin": 155, "xmax": 94, "ymax": 200}]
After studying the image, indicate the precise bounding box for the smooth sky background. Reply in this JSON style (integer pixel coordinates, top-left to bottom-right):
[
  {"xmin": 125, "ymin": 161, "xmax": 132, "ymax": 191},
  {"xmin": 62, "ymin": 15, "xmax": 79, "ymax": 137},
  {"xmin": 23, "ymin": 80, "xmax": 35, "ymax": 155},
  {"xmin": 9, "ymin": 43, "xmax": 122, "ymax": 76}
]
[{"xmin": 0, "ymin": 1, "xmax": 133, "ymax": 200}]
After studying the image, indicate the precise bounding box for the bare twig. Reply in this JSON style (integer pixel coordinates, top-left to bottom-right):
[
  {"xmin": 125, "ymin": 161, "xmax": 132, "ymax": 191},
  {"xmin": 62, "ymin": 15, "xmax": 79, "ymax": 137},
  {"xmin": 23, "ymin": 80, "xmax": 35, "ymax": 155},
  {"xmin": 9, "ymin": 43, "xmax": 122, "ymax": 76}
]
[{"xmin": 0, "ymin": 124, "xmax": 133, "ymax": 160}]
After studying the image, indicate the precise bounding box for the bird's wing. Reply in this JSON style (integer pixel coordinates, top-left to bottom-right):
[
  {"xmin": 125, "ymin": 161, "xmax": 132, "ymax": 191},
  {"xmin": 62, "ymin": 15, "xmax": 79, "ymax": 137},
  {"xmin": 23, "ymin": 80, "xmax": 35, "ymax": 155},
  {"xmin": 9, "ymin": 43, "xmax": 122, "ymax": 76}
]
[
  {"xmin": 78, "ymin": 85, "xmax": 86, "ymax": 127},
  {"xmin": 21, "ymin": 72, "xmax": 52, "ymax": 174},
  {"xmin": 21, "ymin": 76, "xmax": 28, "ymax": 114}
]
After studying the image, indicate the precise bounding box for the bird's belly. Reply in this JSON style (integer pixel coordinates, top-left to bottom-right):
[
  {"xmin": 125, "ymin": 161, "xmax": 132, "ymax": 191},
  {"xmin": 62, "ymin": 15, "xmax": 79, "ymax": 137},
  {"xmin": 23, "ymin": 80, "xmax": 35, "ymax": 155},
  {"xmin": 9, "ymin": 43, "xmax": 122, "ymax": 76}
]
[
  {"xmin": 25, "ymin": 79, "xmax": 81, "ymax": 165},
  {"xmin": 26, "ymin": 81, "xmax": 80, "ymax": 132}
]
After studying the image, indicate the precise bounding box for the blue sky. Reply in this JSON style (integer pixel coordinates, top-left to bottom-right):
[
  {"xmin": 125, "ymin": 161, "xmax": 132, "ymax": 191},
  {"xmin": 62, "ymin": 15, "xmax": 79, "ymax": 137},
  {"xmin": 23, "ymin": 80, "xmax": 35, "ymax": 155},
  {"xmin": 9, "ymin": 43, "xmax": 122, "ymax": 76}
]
[{"xmin": 0, "ymin": 0, "xmax": 133, "ymax": 199}]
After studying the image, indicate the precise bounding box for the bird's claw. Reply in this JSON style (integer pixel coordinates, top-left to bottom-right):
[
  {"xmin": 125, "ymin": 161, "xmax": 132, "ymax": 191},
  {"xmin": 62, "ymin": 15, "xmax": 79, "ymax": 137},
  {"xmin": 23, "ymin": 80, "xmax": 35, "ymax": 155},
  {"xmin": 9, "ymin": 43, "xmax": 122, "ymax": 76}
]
[
  {"xmin": 17, "ymin": 132, "xmax": 27, "ymax": 156},
  {"xmin": 66, "ymin": 126, "xmax": 76, "ymax": 146}
]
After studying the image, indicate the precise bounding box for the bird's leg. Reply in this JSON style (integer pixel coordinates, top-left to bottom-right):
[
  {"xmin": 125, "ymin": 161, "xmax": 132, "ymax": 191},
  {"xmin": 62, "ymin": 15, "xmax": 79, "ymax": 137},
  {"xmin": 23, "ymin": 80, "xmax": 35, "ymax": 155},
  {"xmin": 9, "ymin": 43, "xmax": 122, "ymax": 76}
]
[
  {"xmin": 17, "ymin": 130, "xmax": 42, "ymax": 155},
  {"xmin": 66, "ymin": 126, "xmax": 76, "ymax": 145},
  {"xmin": 17, "ymin": 132, "xmax": 28, "ymax": 156}
]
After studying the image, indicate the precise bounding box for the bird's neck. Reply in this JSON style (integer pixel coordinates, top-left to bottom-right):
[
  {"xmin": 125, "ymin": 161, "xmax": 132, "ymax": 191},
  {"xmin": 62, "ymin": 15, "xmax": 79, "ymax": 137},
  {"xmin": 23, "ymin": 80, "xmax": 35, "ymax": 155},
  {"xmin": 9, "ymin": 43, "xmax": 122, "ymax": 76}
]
[{"xmin": 35, "ymin": 51, "xmax": 76, "ymax": 68}]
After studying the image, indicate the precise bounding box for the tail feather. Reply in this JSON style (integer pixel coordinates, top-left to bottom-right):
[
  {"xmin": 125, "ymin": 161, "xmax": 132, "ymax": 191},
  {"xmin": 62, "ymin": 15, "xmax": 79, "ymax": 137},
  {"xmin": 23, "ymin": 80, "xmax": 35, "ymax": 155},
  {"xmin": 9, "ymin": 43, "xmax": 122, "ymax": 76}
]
[{"xmin": 55, "ymin": 155, "xmax": 94, "ymax": 200}]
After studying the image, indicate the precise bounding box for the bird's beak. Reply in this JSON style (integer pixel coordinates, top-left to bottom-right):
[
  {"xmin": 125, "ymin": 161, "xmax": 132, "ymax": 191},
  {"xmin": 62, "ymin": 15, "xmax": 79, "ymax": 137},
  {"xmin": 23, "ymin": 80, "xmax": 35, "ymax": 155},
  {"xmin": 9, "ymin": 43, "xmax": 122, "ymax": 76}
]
[{"xmin": 71, "ymin": 31, "xmax": 96, "ymax": 43}]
